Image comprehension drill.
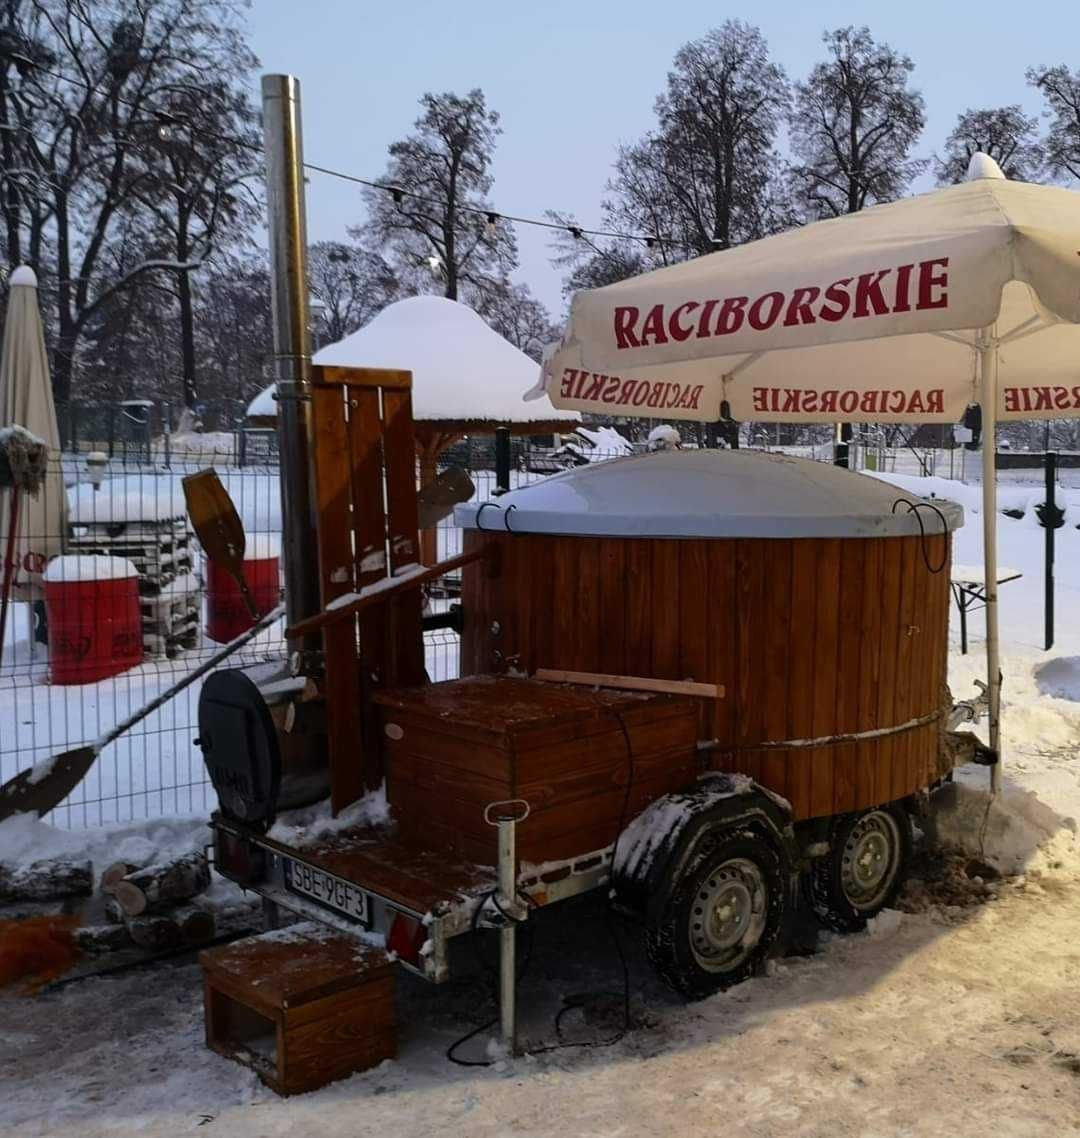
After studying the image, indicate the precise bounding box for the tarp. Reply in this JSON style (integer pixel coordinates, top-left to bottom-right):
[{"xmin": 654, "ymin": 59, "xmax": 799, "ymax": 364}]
[
  {"xmin": 531, "ymin": 155, "xmax": 1080, "ymax": 425},
  {"xmin": 0, "ymin": 267, "xmax": 67, "ymax": 599}
]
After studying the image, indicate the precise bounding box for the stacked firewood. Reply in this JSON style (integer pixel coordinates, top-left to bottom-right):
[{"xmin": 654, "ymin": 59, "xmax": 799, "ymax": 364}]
[{"xmin": 89, "ymin": 850, "xmax": 216, "ymax": 951}]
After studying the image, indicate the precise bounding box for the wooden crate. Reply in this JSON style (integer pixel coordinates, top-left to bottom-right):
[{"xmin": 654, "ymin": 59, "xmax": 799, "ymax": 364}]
[
  {"xmin": 200, "ymin": 922, "xmax": 396, "ymax": 1096},
  {"xmin": 375, "ymin": 676, "xmax": 700, "ymax": 865}
]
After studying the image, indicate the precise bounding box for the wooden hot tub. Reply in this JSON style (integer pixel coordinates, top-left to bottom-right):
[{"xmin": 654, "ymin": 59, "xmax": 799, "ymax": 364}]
[{"xmin": 456, "ymin": 449, "xmax": 962, "ymax": 822}]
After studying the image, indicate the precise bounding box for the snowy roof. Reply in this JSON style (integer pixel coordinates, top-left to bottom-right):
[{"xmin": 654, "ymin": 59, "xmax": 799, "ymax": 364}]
[
  {"xmin": 456, "ymin": 449, "xmax": 964, "ymax": 539},
  {"xmin": 246, "ymin": 296, "xmax": 579, "ymax": 425},
  {"xmin": 69, "ymin": 476, "xmax": 186, "ymax": 524}
]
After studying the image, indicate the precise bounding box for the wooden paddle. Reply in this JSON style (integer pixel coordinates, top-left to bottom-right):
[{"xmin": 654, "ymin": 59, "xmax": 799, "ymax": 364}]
[
  {"xmin": 417, "ymin": 466, "xmax": 474, "ymax": 530},
  {"xmin": 182, "ymin": 469, "xmax": 259, "ymax": 618},
  {"xmin": 0, "ymin": 601, "xmax": 285, "ymax": 822}
]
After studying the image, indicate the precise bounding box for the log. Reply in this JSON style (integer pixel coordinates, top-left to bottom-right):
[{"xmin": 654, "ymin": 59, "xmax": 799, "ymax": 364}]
[
  {"xmin": 113, "ymin": 851, "xmax": 210, "ymax": 917},
  {"xmin": 0, "ymin": 857, "xmax": 93, "ymax": 902},
  {"xmin": 74, "ymin": 923, "xmax": 132, "ymax": 954},
  {"xmin": 172, "ymin": 903, "xmax": 215, "ymax": 945},
  {"xmin": 100, "ymin": 861, "xmax": 147, "ymax": 896},
  {"xmin": 124, "ymin": 913, "xmax": 183, "ymax": 951},
  {"xmin": 103, "ymin": 898, "xmax": 125, "ymax": 924}
]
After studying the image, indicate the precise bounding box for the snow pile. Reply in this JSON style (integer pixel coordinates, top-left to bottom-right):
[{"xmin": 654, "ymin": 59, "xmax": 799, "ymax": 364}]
[
  {"xmin": 163, "ymin": 431, "xmax": 236, "ymax": 459},
  {"xmin": 250, "ymin": 296, "xmax": 578, "ymax": 426},
  {"xmin": 266, "ymin": 785, "xmax": 391, "ymax": 847},
  {"xmin": 42, "ymin": 554, "xmax": 138, "ymax": 582},
  {"xmin": 575, "ymin": 425, "xmax": 633, "ymax": 457},
  {"xmin": 1033, "ymin": 656, "xmax": 1080, "ymax": 701},
  {"xmin": 647, "ymin": 424, "xmax": 681, "ymax": 451},
  {"xmin": 69, "ymin": 475, "xmax": 186, "ymax": 523}
]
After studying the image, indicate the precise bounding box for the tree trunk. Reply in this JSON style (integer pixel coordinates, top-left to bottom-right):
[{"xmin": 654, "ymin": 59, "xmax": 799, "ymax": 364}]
[
  {"xmin": 100, "ymin": 860, "xmax": 150, "ymax": 895},
  {"xmin": 177, "ymin": 221, "xmax": 198, "ymax": 410},
  {"xmin": 74, "ymin": 923, "xmax": 133, "ymax": 954},
  {"xmin": 172, "ymin": 903, "xmax": 215, "ymax": 945},
  {"xmin": 124, "ymin": 912, "xmax": 183, "ymax": 951},
  {"xmin": 53, "ymin": 193, "xmax": 75, "ymax": 405},
  {"xmin": 112, "ymin": 850, "xmax": 210, "ymax": 917},
  {"xmin": 0, "ymin": 857, "xmax": 93, "ymax": 901}
]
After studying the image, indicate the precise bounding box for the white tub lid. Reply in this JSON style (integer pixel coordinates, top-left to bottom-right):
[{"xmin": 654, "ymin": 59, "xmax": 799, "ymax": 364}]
[
  {"xmin": 456, "ymin": 450, "xmax": 964, "ymax": 540},
  {"xmin": 44, "ymin": 554, "xmax": 139, "ymax": 582}
]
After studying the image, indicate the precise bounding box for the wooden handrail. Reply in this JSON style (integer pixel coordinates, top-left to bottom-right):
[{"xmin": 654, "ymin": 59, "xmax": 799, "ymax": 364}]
[{"xmin": 286, "ymin": 547, "xmax": 489, "ymax": 639}]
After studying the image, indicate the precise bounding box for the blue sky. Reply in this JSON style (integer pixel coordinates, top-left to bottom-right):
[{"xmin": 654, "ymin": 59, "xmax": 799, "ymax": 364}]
[{"xmin": 249, "ymin": 0, "xmax": 1078, "ymax": 314}]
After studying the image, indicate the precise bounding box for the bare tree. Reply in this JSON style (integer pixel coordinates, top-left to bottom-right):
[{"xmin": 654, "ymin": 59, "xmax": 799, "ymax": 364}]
[
  {"xmin": 363, "ymin": 89, "xmax": 516, "ymax": 300},
  {"xmin": 1029, "ymin": 64, "xmax": 1080, "ymax": 182},
  {"xmin": 936, "ymin": 106, "xmax": 1043, "ymax": 183},
  {"xmin": 470, "ymin": 279, "xmax": 556, "ymax": 362},
  {"xmin": 0, "ymin": 0, "xmax": 258, "ymax": 404},
  {"xmin": 790, "ymin": 26, "xmax": 927, "ymax": 218},
  {"xmin": 308, "ymin": 240, "xmax": 397, "ymax": 344}
]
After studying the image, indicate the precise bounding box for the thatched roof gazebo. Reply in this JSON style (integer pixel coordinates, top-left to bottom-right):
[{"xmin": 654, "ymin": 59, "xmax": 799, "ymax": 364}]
[{"xmin": 246, "ymin": 295, "xmax": 579, "ymax": 562}]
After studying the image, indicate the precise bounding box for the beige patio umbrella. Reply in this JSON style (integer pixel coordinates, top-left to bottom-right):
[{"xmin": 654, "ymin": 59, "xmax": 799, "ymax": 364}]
[
  {"xmin": 0, "ymin": 266, "xmax": 67, "ymax": 602},
  {"xmin": 530, "ymin": 153, "xmax": 1080, "ymax": 793}
]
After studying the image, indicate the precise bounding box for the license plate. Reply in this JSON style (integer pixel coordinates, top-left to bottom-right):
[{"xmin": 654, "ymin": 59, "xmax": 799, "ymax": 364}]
[{"xmin": 282, "ymin": 858, "xmax": 370, "ymax": 925}]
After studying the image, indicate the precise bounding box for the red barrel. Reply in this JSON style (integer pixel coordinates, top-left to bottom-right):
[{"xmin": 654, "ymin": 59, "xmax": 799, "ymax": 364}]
[
  {"xmin": 45, "ymin": 556, "xmax": 143, "ymax": 685},
  {"xmin": 206, "ymin": 536, "xmax": 281, "ymax": 643}
]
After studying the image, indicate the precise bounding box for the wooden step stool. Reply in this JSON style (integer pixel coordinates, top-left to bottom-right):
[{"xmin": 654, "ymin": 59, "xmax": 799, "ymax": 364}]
[{"xmin": 200, "ymin": 921, "xmax": 396, "ymax": 1095}]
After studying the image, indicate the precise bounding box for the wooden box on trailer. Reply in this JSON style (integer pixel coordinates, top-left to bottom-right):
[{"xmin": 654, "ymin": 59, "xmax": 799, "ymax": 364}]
[{"xmin": 375, "ymin": 676, "xmax": 701, "ymax": 865}]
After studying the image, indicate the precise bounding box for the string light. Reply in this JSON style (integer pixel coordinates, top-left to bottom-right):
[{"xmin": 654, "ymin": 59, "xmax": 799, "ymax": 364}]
[
  {"xmin": 485, "ymin": 211, "xmax": 498, "ymax": 235},
  {"xmin": 14, "ymin": 62, "xmax": 676, "ymax": 251}
]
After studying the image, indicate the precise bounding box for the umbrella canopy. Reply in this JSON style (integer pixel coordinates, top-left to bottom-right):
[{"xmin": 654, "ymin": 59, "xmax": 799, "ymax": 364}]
[
  {"xmin": 532, "ymin": 154, "xmax": 1080, "ymax": 795},
  {"xmin": 533, "ymin": 154, "xmax": 1080, "ymax": 425},
  {"xmin": 0, "ymin": 267, "xmax": 66, "ymax": 599},
  {"xmin": 248, "ymin": 295, "xmax": 579, "ymax": 433}
]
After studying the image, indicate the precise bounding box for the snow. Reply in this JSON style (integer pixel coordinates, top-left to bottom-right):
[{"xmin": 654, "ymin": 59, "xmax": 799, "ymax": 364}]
[
  {"xmin": 952, "ymin": 563, "xmax": 1023, "ymax": 585},
  {"xmin": 249, "ymin": 296, "xmax": 579, "ymax": 426},
  {"xmin": 69, "ymin": 475, "xmax": 186, "ymax": 523},
  {"xmin": 244, "ymin": 533, "xmax": 281, "ymax": 561},
  {"xmin": 266, "ymin": 785, "xmax": 391, "ymax": 847},
  {"xmin": 324, "ymin": 563, "xmax": 425, "ymax": 611},
  {"xmin": 458, "ymin": 449, "xmax": 965, "ymax": 539},
  {"xmin": 646, "ymin": 424, "xmax": 681, "ymax": 451},
  {"xmin": 8, "ymin": 265, "xmax": 36, "ymax": 287},
  {"xmin": 42, "ymin": 554, "xmax": 138, "ymax": 583}
]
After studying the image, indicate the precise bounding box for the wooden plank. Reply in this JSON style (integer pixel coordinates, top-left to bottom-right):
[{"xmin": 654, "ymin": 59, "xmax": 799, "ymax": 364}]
[
  {"xmin": 706, "ymin": 542, "xmax": 737, "ymax": 752},
  {"xmin": 832, "ymin": 540, "xmax": 865, "ymax": 814},
  {"xmin": 891, "ymin": 537, "xmax": 918, "ymax": 803},
  {"xmin": 528, "ymin": 537, "xmax": 555, "ymax": 671},
  {"xmin": 597, "ymin": 540, "xmax": 627, "ymax": 676},
  {"xmin": 574, "ymin": 539, "xmax": 601, "ymax": 673},
  {"xmin": 312, "ymin": 364, "xmax": 412, "ymax": 389},
  {"xmin": 854, "ymin": 539, "xmax": 884, "ymax": 810},
  {"xmin": 534, "ymin": 669, "xmax": 722, "ymax": 699},
  {"xmin": 381, "ymin": 387, "xmax": 424, "ymax": 687},
  {"xmin": 786, "ymin": 540, "xmax": 818, "ymax": 819},
  {"xmin": 808, "ymin": 539, "xmax": 841, "ymax": 818},
  {"xmin": 551, "ymin": 538, "xmax": 579, "ymax": 673},
  {"xmin": 761, "ymin": 540, "xmax": 793, "ymax": 804},
  {"xmin": 678, "ymin": 540, "xmax": 711, "ymax": 736},
  {"xmin": 733, "ymin": 541, "xmax": 765, "ymax": 783},
  {"xmin": 650, "ymin": 541, "xmax": 680, "ymax": 679},
  {"xmin": 874, "ymin": 538, "xmax": 903, "ymax": 808},
  {"xmin": 624, "ymin": 540, "xmax": 653, "ymax": 676},
  {"xmin": 311, "ymin": 385, "xmax": 365, "ymax": 813}
]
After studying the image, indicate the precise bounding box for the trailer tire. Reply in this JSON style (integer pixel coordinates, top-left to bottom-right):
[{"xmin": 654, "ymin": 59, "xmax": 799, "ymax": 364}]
[
  {"xmin": 645, "ymin": 826, "xmax": 787, "ymax": 1000},
  {"xmin": 807, "ymin": 804, "xmax": 911, "ymax": 933}
]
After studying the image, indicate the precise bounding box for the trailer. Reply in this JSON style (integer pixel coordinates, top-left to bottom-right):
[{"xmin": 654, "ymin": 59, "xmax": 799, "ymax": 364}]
[{"xmin": 191, "ymin": 75, "xmax": 986, "ymax": 1094}]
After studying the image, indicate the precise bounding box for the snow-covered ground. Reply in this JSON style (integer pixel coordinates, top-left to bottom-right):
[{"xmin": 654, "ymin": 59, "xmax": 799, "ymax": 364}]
[{"xmin": 1, "ymin": 460, "xmax": 1080, "ymax": 1135}]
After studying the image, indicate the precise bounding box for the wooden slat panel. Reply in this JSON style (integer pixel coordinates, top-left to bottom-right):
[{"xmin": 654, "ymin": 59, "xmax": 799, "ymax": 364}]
[
  {"xmin": 761, "ymin": 540, "xmax": 793, "ymax": 803},
  {"xmin": 574, "ymin": 539, "xmax": 601, "ymax": 672},
  {"xmin": 509, "ymin": 536, "xmax": 533, "ymax": 675},
  {"xmin": 552, "ymin": 537, "xmax": 579, "ymax": 672},
  {"xmin": 808, "ymin": 539, "xmax": 840, "ymax": 818},
  {"xmin": 598, "ymin": 540, "xmax": 627, "ymax": 676},
  {"xmin": 891, "ymin": 538, "xmax": 918, "ymax": 803},
  {"xmin": 624, "ymin": 541, "xmax": 653, "ymax": 677},
  {"xmin": 832, "ymin": 540, "xmax": 865, "ymax": 814},
  {"xmin": 678, "ymin": 540, "xmax": 711, "ymax": 736},
  {"xmin": 787, "ymin": 540, "xmax": 818, "ymax": 819},
  {"xmin": 734, "ymin": 541, "xmax": 765, "ymax": 783},
  {"xmin": 311, "ymin": 384, "xmax": 365, "ymax": 813},
  {"xmin": 529, "ymin": 537, "xmax": 555, "ymax": 671},
  {"xmin": 381, "ymin": 388, "xmax": 424, "ymax": 687}
]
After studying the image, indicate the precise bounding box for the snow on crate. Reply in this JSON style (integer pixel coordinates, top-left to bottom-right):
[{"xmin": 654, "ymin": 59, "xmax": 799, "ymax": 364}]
[
  {"xmin": 43, "ymin": 554, "xmax": 138, "ymax": 582},
  {"xmin": 69, "ymin": 474, "xmax": 186, "ymax": 524}
]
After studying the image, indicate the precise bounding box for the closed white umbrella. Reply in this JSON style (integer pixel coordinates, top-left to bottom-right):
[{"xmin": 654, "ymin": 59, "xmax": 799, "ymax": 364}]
[
  {"xmin": 533, "ymin": 153, "xmax": 1080, "ymax": 793},
  {"xmin": 0, "ymin": 266, "xmax": 67, "ymax": 603}
]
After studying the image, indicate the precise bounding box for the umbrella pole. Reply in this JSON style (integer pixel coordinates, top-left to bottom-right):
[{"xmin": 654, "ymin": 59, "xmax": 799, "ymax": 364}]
[
  {"xmin": 0, "ymin": 486, "xmax": 20, "ymax": 667},
  {"xmin": 978, "ymin": 328, "xmax": 1002, "ymax": 794}
]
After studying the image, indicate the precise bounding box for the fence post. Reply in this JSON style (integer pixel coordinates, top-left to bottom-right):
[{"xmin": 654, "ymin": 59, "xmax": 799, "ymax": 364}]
[{"xmin": 494, "ymin": 426, "xmax": 511, "ymax": 495}]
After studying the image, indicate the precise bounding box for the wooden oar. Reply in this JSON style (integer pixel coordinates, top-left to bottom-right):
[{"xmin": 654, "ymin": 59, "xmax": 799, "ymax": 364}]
[
  {"xmin": 182, "ymin": 469, "xmax": 259, "ymax": 618},
  {"xmin": 417, "ymin": 466, "xmax": 474, "ymax": 530},
  {"xmin": 0, "ymin": 601, "xmax": 285, "ymax": 822}
]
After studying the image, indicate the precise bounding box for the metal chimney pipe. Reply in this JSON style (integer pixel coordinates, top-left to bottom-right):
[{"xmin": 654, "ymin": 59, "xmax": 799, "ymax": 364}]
[{"xmin": 261, "ymin": 75, "xmax": 321, "ymax": 649}]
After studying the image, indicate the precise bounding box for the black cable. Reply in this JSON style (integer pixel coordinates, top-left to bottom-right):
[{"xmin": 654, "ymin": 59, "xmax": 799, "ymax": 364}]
[{"xmin": 892, "ymin": 497, "xmax": 950, "ymax": 573}]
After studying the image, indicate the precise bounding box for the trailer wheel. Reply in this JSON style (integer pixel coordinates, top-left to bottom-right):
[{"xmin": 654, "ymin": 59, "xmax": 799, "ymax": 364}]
[
  {"xmin": 645, "ymin": 827, "xmax": 786, "ymax": 1000},
  {"xmin": 808, "ymin": 805, "xmax": 911, "ymax": 933}
]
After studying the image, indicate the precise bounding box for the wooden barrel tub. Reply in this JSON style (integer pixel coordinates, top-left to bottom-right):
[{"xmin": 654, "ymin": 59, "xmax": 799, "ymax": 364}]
[{"xmin": 456, "ymin": 449, "xmax": 962, "ymax": 822}]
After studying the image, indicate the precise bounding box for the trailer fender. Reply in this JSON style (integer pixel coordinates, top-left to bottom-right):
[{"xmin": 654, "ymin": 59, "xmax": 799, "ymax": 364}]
[{"xmin": 611, "ymin": 773, "xmax": 797, "ymax": 922}]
